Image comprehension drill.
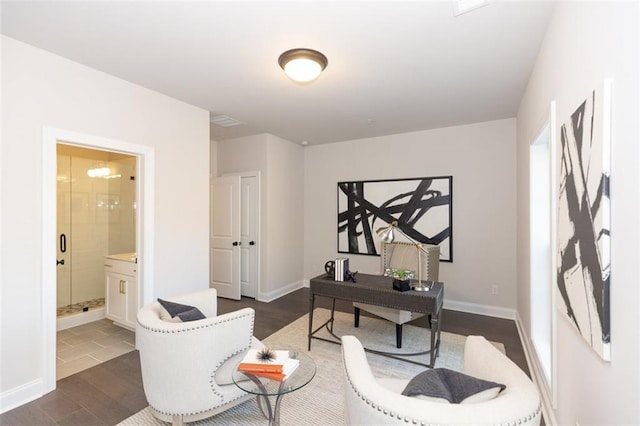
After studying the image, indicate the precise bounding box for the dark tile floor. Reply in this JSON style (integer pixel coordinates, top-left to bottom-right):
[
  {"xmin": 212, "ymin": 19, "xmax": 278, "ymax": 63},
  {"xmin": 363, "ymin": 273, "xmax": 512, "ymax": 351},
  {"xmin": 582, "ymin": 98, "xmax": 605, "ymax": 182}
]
[{"xmin": 0, "ymin": 287, "xmax": 531, "ymax": 425}]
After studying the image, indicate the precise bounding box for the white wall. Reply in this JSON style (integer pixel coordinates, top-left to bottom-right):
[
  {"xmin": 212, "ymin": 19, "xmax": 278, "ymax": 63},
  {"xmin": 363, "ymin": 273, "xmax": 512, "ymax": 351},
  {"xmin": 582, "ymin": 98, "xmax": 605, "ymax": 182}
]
[
  {"xmin": 265, "ymin": 134, "xmax": 305, "ymax": 296},
  {"xmin": 304, "ymin": 119, "xmax": 517, "ymax": 317},
  {"xmin": 516, "ymin": 2, "xmax": 639, "ymax": 424},
  {"xmin": 210, "ymin": 140, "xmax": 218, "ymax": 180},
  {"xmin": 1, "ymin": 36, "xmax": 210, "ymax": 409},
  {"xmin": 217, "ymin": 134, "xmax": 304, "ymax": 300}
]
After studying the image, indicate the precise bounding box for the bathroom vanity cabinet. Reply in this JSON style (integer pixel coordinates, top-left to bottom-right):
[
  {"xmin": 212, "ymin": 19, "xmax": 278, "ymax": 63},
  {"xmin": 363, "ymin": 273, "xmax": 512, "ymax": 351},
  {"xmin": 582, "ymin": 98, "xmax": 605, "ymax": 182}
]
[{"xmin": 104, "ymin": 253, "xmax": 138, "ymax": 331}]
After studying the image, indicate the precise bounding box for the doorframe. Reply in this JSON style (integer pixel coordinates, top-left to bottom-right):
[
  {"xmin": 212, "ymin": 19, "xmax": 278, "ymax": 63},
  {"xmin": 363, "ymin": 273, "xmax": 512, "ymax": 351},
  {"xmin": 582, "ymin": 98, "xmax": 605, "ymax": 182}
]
[
  {"xmin": 41, "ymin": 127, "xmax": 155, "ymax": 393},
  {"xmin": 222, "ymin": 171, "xmax": 261, "ymax": 299}
]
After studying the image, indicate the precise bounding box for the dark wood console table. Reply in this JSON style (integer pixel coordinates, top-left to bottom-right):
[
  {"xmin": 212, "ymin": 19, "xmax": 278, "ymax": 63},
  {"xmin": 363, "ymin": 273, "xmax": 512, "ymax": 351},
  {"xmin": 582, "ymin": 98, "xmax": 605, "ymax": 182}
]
[{"xmin": 308, "ymin": 273, "xmax": 444, "ymax": 368}]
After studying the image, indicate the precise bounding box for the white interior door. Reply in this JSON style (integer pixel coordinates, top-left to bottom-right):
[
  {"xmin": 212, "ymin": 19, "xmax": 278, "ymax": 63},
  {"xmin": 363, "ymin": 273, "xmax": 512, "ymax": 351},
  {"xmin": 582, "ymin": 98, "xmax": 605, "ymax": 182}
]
[
  {"xmin": 240, "ymin": 175, "xmax": 259, "ymax": 298},
  {"xmin": 210, "ymin": 176, "xmax": 241, "ymax": 300}
]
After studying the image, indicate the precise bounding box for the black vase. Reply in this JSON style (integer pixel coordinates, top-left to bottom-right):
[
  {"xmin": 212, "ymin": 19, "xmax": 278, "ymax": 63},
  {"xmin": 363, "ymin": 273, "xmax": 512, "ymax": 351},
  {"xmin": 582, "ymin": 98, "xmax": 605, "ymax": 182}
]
[{"xmin": 392, "ymin": 279, "xmax": 411, "ymax": 292}]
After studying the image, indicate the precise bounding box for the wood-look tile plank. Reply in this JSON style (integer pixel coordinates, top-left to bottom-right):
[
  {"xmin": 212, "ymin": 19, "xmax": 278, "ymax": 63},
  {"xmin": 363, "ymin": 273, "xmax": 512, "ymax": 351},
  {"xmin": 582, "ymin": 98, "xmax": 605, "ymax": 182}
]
[
  {"xmin": 56, "ymin": 375, "xmax": 136, "ymax": 425},
  {"xmin": 34, "ymin": 390, "xmax": 83, "ymax": 422},
  {"xmin": 0, "ymin": 402, "xmax": 57, "ymax": 425},
  {"xmin": 56, "ymin": 407, "xmax": 106, "ymax": 426},
  {"xmin": 75, "ymin": 360, "xmax": 147, "ymax": 413}
]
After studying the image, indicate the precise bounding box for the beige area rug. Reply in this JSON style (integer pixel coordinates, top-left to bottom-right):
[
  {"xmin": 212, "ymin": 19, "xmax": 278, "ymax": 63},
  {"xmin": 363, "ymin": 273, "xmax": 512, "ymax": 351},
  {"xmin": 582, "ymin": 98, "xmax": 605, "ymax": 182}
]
[{"xmin": 119, "ymin": 308, "xmax": 504, "ymax": 425}]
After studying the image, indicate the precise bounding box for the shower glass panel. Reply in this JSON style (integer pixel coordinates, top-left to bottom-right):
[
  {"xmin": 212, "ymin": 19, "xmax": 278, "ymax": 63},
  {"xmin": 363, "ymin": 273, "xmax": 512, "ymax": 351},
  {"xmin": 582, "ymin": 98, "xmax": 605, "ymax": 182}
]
[
  {"xmin": 56, "ymin": 154, "xmax": 72, "ymax": 311},
  {"xmin": 56, "ymin": 145, "xmax": 136, "ymax": 317}
]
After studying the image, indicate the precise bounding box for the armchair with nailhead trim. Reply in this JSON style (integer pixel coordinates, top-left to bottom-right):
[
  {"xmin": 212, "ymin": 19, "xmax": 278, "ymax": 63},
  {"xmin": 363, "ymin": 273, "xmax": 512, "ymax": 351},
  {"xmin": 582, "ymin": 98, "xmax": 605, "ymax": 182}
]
[
  {"xmin": 136, "ymin": 288, "xmax": 264, "ymax": 425},
  {"xmin": 341, "ymin": 335, "xmax": 541, "ymax": 425}
]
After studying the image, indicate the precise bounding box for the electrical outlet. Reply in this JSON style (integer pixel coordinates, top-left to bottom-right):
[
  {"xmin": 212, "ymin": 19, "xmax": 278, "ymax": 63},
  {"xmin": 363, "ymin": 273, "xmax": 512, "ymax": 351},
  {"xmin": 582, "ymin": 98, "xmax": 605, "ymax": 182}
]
[{"xmin": 491, "ymin": 285, "xmax": 499, "ymax": 295}]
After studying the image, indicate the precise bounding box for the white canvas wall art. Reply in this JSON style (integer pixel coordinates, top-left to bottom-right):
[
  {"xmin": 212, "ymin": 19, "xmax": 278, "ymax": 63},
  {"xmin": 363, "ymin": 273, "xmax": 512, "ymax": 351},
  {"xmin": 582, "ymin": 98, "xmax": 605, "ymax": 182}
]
[
  {"xmin": 337, "ymin": 176, "xmax": 453, "ymax": 262},
  {"xmin": 556, "ymin": 80, "xmax": 611, "ymax": 361}
]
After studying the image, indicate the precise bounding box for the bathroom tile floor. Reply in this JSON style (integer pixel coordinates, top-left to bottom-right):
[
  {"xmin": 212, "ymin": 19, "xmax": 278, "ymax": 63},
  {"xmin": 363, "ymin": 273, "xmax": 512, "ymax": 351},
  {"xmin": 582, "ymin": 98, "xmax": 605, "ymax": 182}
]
[{"xmin": 57, "ymin": 319, "xmax": 135, "ymax": 380}]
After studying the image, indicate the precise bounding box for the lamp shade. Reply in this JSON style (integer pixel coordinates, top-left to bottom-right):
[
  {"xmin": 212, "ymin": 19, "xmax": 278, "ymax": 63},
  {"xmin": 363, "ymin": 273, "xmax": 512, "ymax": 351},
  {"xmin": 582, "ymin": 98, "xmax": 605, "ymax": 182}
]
[
  {"xmin": 376, "ymin": 224, "xmax": 396, "ymax": 243},
  {"xmin": 278, "ymin": 48, "xmax": 328, "ymax": 83}
]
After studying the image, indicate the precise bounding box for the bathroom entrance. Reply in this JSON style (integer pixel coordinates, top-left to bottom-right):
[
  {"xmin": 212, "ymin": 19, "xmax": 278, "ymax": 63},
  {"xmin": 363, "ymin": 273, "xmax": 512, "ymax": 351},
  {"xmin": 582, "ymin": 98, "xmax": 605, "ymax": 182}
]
[{"xmin": 56, "ymin": 144, "xmax": 137, "ymax": 330}]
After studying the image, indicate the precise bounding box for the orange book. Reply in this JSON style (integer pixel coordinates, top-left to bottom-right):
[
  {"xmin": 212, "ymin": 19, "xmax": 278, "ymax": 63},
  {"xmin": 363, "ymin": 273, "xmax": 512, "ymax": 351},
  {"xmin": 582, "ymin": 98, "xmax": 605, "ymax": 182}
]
[
  {"xmin": 248, "ymin": 370, "xmax": 287, "ymax": 381},
  {"xmin": 238, "ymin": 362, "xmax": 283, "ymax": 373}
]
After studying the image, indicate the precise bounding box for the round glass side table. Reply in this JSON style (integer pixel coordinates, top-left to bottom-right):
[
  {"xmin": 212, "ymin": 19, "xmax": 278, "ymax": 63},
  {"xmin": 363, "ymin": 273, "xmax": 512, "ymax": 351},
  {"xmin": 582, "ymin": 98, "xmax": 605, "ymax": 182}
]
[{"xmin": 232, "ymin": 350, "xmax": 316, "ymax": 426}]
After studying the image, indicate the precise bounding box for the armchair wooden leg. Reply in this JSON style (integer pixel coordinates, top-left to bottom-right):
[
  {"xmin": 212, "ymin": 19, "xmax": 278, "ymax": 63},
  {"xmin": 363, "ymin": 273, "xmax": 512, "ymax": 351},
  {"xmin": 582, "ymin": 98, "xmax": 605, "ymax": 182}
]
[
  {"xmin": 354, "ymin": 307, "xmax": 360, "ymax": 328},
  {"xmin": 396, "ymin": 324, "xmax": 403, "ymax": 349},
  {"xmin": 171, "ymin": 415, "xmax": 184, "ymax": 426}
]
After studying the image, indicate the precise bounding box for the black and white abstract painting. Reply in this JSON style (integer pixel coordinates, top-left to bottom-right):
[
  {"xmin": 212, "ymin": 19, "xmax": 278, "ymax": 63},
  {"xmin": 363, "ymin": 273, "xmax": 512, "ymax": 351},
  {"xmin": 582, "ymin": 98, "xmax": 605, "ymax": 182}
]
[
  {"xmin": 557, "ymin": 81, "xmax": 611, "ymax": 361},
  {"xmin": 337, "ymin": 176, "xmax": 452, "ymax": 262}
]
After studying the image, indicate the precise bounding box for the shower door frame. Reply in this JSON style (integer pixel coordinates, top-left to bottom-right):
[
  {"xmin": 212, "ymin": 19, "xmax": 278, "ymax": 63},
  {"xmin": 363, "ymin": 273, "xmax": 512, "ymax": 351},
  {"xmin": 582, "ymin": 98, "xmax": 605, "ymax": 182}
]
[{"xmin": 41, "ymin": 127, "xmax": 155, "ymax": 394}]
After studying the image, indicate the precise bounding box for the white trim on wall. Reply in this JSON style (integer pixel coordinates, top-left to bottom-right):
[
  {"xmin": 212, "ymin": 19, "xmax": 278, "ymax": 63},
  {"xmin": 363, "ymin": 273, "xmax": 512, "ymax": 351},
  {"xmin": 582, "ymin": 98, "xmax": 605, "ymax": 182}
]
[
  {"xmin": 41, "ymin": 127, "xmax": 155, "ymax": 394},
  {"xmin": 527, "ymin": 100, "xmax": 559, "ymax": 410},
  {"xmin": 548, "ymin": 101, "xmax": 558, "ymax": 408},
  {"xmin": 443, "ymin": 299, "xmax": 516, "ymax": 320},
  {"xmin": 516, "ymin": 312, "xmax": 558, "ymax": 426}
]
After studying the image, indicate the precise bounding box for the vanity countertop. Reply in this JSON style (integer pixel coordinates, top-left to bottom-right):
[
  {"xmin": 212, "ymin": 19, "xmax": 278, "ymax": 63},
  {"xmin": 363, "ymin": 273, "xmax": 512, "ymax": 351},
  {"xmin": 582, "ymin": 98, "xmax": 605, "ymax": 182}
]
[{"xmin": 105, "ymin": 252, "xmax": 137, "ymax": 263}]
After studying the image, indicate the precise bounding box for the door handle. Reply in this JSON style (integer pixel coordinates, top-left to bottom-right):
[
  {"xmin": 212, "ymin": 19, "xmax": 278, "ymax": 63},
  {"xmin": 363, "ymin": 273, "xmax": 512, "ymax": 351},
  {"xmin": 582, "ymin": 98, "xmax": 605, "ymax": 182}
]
[
  {"xmin": 57, "ymin": 259, "xmax": 65, "ymax": 266},
  {"xmin": 120, "ymin": 280, "xmax": 126, "ymax": 294},
  {"xmin": 249, "ymin": 241, "xmax": 255, "ymax": 246},
  {"xmin": 60, "ymin": 234, "xmax": 67, "ymax": 253},
  {"xmin": 232, "ymin": 241, "xmax": 238, "ymax": 246}
]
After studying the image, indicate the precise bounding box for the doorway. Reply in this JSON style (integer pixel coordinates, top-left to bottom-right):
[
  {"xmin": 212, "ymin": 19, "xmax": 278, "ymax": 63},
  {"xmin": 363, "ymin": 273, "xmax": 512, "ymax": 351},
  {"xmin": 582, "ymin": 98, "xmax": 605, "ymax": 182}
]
[
  {"xmin": 56, "ymin": 144, "xmax": 137, "ymax": 330},
  {"xmin": 42, "ymin": 127, "xmax": 155, "ymax": 394},
  {"xmin": 210, "ymin": 172, "xmax": 261, "ymax": 300}
]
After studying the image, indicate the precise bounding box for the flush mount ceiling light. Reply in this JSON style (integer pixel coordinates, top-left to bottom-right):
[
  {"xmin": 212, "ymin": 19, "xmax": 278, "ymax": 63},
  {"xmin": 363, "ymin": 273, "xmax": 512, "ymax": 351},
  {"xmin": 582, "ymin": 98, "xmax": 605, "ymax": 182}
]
[{"xmin": 278, "ymin": 48, "xmax": 328, "ymax": 83}]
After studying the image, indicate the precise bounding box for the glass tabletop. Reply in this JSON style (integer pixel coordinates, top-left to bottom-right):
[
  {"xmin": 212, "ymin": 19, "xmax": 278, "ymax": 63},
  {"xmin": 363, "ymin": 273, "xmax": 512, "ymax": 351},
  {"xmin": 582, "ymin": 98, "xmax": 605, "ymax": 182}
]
[{"xmin": 232, "ymin": 350, "xmax": 316, "ymax": 396}]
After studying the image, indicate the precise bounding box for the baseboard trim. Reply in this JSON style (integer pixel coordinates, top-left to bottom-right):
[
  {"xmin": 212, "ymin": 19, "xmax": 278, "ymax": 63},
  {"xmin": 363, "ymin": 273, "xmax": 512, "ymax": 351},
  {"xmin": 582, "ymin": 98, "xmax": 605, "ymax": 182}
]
[
  {"xmin": 259, "ymin": 280, "xmax": 305, "ymax": 302},
  {"xmin": 0, "ymin": 378, "xmax": 44, "ymax": 414},
  {"xmin": 302, "ymin": 279, "xmax": 516, "ymax": 320},
  {"xmin": 515, "ymin": 312, "xmax": 557, "ymax": 426},
  {"xmin": 443, "ymin": 299, "xmax": 516, "ymax": 320}
]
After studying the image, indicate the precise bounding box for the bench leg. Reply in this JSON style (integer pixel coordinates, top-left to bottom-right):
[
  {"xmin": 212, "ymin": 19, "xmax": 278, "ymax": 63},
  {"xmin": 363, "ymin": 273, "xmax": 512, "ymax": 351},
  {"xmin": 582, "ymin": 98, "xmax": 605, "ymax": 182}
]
[
  {"xmin": 396, "ymin": 324, "xmax": 403, "ymax": 348},
  {"xmin": 354, "ymin": 307, "xmax": 360, "ymax": 328}
]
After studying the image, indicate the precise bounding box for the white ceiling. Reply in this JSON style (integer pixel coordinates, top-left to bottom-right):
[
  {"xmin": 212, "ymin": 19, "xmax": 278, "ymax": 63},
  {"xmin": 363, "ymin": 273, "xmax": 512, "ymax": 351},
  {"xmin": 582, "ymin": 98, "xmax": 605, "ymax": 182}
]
[{"xmin": 1, "ymin": 1, "xmax": 555, "ymax": 145}]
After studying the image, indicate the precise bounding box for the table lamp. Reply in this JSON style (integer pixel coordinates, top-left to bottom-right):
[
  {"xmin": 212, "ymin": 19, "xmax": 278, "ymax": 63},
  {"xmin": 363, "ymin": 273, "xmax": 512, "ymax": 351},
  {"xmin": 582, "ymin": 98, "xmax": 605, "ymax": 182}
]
[{"xmin": 375, "ymin": 220, "xmax": 433, "ymax": 291}]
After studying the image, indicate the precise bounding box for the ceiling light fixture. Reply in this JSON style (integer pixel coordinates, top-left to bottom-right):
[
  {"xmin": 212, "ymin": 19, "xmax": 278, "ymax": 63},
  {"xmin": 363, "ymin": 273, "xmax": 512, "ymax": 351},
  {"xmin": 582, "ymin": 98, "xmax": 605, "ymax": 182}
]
[{"xmin": 278, "ymin": 48, "xmax": 328, "ymax": 83}]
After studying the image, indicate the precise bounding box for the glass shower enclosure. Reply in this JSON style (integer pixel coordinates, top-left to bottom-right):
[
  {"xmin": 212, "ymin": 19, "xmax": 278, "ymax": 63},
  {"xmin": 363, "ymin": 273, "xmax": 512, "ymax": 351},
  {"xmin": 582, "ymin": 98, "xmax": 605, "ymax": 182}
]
[{"xmin": 56, "ymin": 144, "xmax": 136, "ymax": 327}]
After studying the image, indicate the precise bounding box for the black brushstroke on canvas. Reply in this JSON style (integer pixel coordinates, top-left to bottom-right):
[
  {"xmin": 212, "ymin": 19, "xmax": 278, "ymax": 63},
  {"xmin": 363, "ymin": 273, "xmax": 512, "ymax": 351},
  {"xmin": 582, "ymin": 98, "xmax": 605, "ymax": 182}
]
[
  {"xmin": 557, "ymin": 94, "xmax": 610, "ymax": 345},
  {"xmin": 337, "ymin": 177, "xmax": 451, "ymax": 261}
]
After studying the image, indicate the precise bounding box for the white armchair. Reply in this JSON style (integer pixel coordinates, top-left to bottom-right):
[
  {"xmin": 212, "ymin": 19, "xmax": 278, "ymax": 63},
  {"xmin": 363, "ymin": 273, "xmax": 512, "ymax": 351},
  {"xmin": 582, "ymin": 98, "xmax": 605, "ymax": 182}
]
[
  {"xmin": 136, "ymin": 288, "xmax": 264, "ymax": 425},
  {"xmin": 353, "ymin": 241, "xmax": 440, "ymax": 348},
  {"xmin": 341, "ymin": 335, "xmax": 541, "ymax": 425}
]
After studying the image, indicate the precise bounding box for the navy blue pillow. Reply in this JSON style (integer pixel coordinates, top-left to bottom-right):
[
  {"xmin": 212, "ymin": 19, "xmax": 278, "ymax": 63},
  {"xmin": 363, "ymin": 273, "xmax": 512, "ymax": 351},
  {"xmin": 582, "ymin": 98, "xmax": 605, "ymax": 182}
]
[{"xmin": 157, "ymin": 298, "xmax": 206, "ymax": 322}]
